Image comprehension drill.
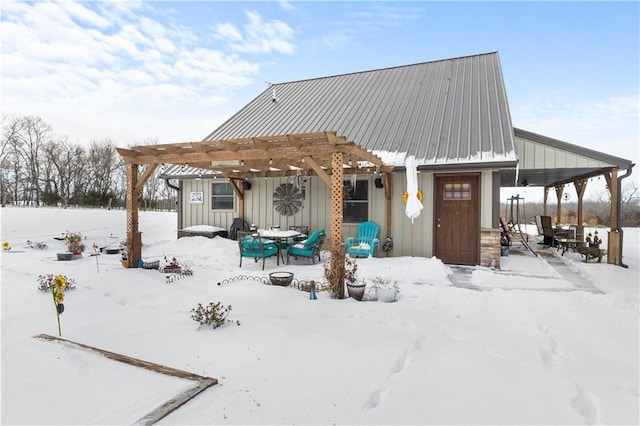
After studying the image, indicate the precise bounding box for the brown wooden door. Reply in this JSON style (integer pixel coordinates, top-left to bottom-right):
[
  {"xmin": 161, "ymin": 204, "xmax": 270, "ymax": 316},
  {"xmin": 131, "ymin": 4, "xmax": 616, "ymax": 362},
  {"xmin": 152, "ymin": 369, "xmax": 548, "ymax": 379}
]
[{"xmin": 434, "ymin": 174, "xmax": 480, "ymax": 265}]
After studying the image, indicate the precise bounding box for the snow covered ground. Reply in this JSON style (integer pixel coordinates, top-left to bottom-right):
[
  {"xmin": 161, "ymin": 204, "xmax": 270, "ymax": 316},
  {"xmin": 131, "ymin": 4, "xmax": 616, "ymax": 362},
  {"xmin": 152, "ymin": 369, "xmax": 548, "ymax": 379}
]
[{"xmin": 1, "ymin": 207, "xmax": 638, "ymax": 425}]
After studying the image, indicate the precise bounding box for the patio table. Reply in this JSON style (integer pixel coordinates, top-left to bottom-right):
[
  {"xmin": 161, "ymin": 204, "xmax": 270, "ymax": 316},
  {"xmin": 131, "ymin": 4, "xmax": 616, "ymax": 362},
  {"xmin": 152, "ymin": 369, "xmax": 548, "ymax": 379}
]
[{"xmin": 259, "ymin": 230, "xmax": 303, "ymax": 264}]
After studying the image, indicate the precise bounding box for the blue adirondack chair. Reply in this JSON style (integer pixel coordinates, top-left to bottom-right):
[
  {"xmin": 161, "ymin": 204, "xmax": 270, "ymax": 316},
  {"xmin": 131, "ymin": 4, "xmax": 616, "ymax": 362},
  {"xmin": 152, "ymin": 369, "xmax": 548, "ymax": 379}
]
[
  {"xmin": 345, "ymin": 221, "xmax": 380, "ymax": 258},
  {"xmin": 238, "ymin": 231, "xmax": 280, "ymax": 270},
  {"xmin": 286, "ymin": 229, "xmax": 326, "ymax": 264}
]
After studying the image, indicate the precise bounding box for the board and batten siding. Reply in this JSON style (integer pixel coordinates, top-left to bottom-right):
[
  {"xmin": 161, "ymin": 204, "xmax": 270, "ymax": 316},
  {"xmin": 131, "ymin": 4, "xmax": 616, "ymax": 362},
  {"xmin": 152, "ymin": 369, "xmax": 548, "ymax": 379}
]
[
  {"xmin": 514, "ymin": 136, "xmax": 611, "ymax": 169},
  {"xmin": 178, "ymin": 170, "xmax": 496, "ymax": 260},
  {"xmin": 180, "ymin": 179, "xmax": 238, "ymax": 232}
]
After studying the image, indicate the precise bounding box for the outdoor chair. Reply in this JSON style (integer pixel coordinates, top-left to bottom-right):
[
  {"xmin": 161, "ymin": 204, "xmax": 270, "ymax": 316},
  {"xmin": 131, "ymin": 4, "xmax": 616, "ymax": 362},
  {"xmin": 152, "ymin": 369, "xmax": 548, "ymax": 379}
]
[
  {"xmin": 539, "ymin": 215, "xmax": 555, "ymax": 247},
  {"xmin": 237, "ymin": 231, "xmax": 279, "ymax": 270},
  {"xmin": 289, "ymin": 225, "xmax": 309, "ymax": 242},
  {"xmin": 535, "ymin": 215, "xmax": 544, "ymax": 236},
  {"xmin": 230, "ymin": 217, "xmax": 250, "ymax": 240},
  {"xmin": 287, "ymin": 229, "xmax": 326, "ymax": 264},
  {"xmin": 499, "ymin": 217, "xmax": 512, "ymax": 247},
  {"xmin": 345, "ymin": 221, "xmax": 380, "ymax": 258}
]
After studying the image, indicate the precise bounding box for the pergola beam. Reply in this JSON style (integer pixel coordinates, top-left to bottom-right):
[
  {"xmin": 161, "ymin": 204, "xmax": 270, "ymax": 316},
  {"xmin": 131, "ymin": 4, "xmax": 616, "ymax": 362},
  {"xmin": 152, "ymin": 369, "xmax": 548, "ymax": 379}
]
[{"xmin": 119, "ymin": 131, "xmax": 386, "ymax": 269}]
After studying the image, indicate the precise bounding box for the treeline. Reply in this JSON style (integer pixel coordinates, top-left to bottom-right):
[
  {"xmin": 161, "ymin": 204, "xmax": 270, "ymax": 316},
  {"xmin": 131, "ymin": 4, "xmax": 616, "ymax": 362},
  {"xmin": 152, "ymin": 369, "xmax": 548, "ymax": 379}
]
[
  {"xmin": 2, "ymin": 114, "xmax": 638, "ymax": 225},
  {"xmin": 1, "ymin": 114, "xmax": 176, "ymax": 210}
]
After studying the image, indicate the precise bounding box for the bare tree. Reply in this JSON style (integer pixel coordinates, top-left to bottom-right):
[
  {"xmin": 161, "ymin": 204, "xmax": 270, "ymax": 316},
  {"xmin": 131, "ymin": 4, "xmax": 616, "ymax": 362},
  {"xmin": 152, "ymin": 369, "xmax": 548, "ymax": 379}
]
[{"xmin": 12, "ymin": 116, "xmax": 52, "ymax": 205}]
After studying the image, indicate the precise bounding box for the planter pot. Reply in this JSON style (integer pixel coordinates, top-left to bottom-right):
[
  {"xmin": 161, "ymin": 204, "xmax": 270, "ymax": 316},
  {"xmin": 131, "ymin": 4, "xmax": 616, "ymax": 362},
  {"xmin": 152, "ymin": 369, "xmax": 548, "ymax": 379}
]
[
  {"xmin": 269, "ymin": 271, "xmax": 294, "ymax": 286},
  {"xmin": 346, "ymin": 283, "xmax": 366, "ymax": 301},
  {"xmin": 57, "ymin": 253, "xmax": 73, "ymax": 261},
  {"xmin": 376, "ymin": 287, "xmax": 396, "ymax": 303},
  {"xmin": 121, "ymin": 259, "xmax": 130, "ymax": 268}
]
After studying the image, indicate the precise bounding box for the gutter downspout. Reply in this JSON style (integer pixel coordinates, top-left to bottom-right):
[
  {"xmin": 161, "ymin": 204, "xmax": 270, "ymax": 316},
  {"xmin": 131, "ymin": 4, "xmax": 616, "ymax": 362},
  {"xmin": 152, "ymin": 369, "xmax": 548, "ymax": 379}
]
[
  {"xmin": 164, "ymin": 178, "xmax": 182, "ymax": 232},
  {"xmin": 614, "ymin": 164, "xmax": 634, "ymax": 268}
]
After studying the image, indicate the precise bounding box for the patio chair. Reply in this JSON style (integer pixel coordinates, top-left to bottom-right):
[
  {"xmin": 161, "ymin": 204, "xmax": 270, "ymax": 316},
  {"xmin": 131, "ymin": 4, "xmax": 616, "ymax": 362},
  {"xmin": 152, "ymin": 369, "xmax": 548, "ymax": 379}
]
[
  {"xmin": 230, "ymin": 217, "xmax": 250, "ymax": 240},
  {"xmin": 499, "ymin": 217, "xmax": 512, "ymax": 247},
  {"xmin": 345, "ymin": 221, "xmax": 380, "ymax": 258},
  {"xmin": 539, "ymin": 215, "xmax": 555, "ymax": 247},
  {"xmin": 289, "ymin": 225, "xmax": 309, "ymax": 242},
  {"xmin": 237, "ymin": 231, "xmax": 279, "ymax": 270},
  {"xmin": 287, "ymin": 229, "xmax": 326, "ymax": 264},
  {"xmin": 534, "ymin": 216, "xmax": 544, "ymax": 236}
]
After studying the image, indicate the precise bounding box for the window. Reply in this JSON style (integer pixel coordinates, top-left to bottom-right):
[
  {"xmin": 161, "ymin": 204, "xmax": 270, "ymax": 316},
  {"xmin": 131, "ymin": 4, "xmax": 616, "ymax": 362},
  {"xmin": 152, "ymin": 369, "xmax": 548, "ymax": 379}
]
[
  {"xmin": 211, "ymin": 182, "xmax": 234, "ymax": 210},
  {"xmin": 343, "ymin": 180, "xmax": 368, "ymax": 223},
  {"xmin": 443, "ymin": 182, "xmax": 471, "ymax": 200}
]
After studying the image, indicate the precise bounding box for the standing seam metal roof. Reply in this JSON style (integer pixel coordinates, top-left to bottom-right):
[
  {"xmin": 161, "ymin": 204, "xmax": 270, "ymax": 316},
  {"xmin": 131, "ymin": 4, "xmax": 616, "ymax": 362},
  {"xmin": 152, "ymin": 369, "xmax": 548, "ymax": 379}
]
[{"xmin": 204, "ymin": 52, "xmax": 517, "ymax": 167}]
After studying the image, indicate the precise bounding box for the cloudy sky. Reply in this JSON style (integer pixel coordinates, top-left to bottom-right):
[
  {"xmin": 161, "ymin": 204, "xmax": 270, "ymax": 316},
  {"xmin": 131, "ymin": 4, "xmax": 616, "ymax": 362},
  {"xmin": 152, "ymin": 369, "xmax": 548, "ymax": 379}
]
[{"xmin": 2, "ymin": 0, "xmax": 638, "ymax": 195}]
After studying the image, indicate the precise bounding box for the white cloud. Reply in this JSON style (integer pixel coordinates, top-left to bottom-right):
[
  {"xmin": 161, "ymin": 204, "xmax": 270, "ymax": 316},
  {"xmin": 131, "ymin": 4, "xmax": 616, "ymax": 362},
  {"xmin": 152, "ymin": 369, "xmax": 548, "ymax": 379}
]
[
  {"xmin": 512, "ymin": 92, "xmax": 639, "ymax": 161},
  {"xmin": 0, "ymin": 1, "xmax": 295, "ymax": 145},
  {"xmin": 214, "ymin": 10, "xmax": 295, "ymax": 54}
]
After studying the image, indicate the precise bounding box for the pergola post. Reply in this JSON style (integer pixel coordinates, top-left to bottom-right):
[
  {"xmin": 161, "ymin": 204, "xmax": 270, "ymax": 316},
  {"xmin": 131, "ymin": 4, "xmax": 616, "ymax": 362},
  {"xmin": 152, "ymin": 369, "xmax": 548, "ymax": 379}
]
[
  {"xmin": 543, "ymin": 187, "xmax": 549, "ymax": 216},
  {"xmin": 554, "ymin": 184, "xmax": 564, "ymax": 225},
  {"xmin": 125, "ymin": 163, "xmax": 142, "ymax": 268},
  {"xmin": 574, "ymin": 178, "xmax": 588, "ymax": 239},
  {"xmin": 329, "ymin": 152, "xmax": 345, "ymax": 298}
]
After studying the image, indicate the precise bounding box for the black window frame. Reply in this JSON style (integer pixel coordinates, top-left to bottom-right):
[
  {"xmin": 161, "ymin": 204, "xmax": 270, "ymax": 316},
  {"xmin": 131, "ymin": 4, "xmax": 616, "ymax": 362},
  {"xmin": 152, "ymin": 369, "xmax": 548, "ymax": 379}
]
[
  {"xmin": 342, "ymin": 180, "xmax": 368, "ymax": 223},
  {"xmin": 211, "ymin": 182, "xmax": 234, "ymax": 210}
]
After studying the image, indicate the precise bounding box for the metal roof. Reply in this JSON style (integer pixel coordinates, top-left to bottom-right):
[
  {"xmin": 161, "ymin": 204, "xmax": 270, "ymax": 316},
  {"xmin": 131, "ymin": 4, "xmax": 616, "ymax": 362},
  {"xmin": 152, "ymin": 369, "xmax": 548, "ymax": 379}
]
[
  {"xmin": 204, "ymin": 52, "xmax": 517, "ymax": 168},
  {"xmin": 499, "ymin": 128, "xmax": 635, "ymax": 188}
]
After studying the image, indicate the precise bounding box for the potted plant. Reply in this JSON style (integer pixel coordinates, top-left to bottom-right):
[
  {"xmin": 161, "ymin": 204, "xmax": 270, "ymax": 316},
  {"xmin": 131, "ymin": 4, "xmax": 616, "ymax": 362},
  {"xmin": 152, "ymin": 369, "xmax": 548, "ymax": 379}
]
[
  {"xmin": 65, "ymin": 232, "xmax": 85, "ymax": 256},
  {"xmin": 324, "ymin": 253, "xmax": 363, "ymax": 300},
  {"xmin": 371, "ymin": 276, "xmax": 400, "ymax": 302}
]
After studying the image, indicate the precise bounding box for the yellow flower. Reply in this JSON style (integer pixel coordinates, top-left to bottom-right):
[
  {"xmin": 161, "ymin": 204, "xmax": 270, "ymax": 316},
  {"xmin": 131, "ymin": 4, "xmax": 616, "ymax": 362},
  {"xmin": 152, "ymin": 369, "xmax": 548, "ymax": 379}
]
[
  {"xmin": 53, "ymin": 275, "xmax": 67, "ymax": 291},
  {"xmin": 55, "ymin": 292, "xmax": 65, "ymax": 304},
  {"xmin": 2, "ymin": 241, "xmax": 10, "ymax": 251}
]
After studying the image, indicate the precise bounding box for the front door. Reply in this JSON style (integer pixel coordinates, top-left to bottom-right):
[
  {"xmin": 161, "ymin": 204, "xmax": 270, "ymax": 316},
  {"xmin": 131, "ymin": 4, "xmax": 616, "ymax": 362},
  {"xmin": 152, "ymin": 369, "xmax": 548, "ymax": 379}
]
[{"xmin": 434, "ymin": 174, "xmax": 480, "ymax": 265}]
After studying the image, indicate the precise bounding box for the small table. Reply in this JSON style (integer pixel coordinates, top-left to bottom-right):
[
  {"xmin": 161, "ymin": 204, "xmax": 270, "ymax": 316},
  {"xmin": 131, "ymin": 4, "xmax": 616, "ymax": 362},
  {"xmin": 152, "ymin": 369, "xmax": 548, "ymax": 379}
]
[
  {"xmin": 555, "ymin": 238, "xmax": 585, "ymax": 256},
  {"xmin": 259, "ymin": 230, "xmax": 303, "ymax": 263}
]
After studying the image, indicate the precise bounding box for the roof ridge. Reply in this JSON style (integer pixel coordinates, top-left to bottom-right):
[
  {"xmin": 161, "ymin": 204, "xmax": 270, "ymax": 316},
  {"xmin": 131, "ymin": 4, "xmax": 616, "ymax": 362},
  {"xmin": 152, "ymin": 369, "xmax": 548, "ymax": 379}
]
[{"xmin": 272, "ymin": 51, "xmax": 499, "ymax": 86}]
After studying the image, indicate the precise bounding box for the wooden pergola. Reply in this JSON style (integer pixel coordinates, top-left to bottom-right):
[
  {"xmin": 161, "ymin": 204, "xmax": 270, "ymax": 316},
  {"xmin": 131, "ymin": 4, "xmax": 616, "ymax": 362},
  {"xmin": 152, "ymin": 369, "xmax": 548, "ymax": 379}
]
[{"xmin": 117, "ymin": 131, "xmax": 393, "ymax": 297}]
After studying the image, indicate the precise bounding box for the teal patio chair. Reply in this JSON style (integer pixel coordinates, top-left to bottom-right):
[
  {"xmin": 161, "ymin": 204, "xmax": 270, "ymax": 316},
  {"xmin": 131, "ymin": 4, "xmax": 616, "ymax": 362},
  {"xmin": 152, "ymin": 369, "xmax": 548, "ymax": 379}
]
[
  {"xmin": 345, "ymin": 221, "xmax": 380, "ymax": 258},
  {"xmin": 238, "ymin": 231, "xmax": 279, "ymax": 270},
  {"xmin": 286, "ymin": 229, "xmax": 326, "ymax": 264}
]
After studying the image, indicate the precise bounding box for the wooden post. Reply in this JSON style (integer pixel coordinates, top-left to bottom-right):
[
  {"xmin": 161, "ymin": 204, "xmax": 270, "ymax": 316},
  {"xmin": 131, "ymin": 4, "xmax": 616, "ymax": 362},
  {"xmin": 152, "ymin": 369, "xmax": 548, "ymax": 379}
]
[
  {"xmin": 126, "ymin": 163, "xmax": 141, "ymax": 268},
  {"xmin": 554, "ymin": 184, "xmax": 564, "ymax": 225},
  {"xmin": 574, "ymin": 178, "xmax": 587, "ymax": 239},
  {"xmin": 330, "ymin": 152, "xmax": 345, "ymax": 298},
  {"xmin": 543, "ymin": 187, "xmax": 549, "ymax": 216}
]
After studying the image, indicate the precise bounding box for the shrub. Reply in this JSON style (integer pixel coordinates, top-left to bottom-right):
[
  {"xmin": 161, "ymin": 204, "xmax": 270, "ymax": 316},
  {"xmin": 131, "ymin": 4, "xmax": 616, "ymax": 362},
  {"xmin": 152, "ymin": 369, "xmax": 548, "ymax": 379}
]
[
  {"xmin": 190, "ymin": 302, "xmax": 240, "ymax": 329},
  {"xmin": 38, "ymin": 274, "xmax": 77, "ymax": 292}
]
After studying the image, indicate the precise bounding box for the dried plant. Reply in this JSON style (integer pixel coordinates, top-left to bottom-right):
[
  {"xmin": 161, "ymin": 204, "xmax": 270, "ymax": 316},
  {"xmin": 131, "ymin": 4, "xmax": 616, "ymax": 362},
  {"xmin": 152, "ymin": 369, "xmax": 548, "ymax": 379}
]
[
  {"xmin": 65, "ymin": 232, "xmax": 85, "ymax": 253},
  {"xmin": 323, "ymin": 247, "xmax": 358, "ymax": 298},
  {"xmin": 190, "ymin": 302, "xmax": 240, "ymax": 329}
]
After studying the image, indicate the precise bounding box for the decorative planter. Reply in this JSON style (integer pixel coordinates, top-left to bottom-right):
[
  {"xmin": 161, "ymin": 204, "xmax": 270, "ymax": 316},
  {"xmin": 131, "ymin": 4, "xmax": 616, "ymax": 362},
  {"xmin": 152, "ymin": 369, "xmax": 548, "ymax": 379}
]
[
  {"xmin": 269, "ymin": 271, "xmax": 294, "ymax": 286},
  {"xmin": 142, "ymin": 260, "xmax": 160, "ymax": 270},
  {"xmin": 346, "ymin": 283, "xmax": 366, "ymax": 301},
  {"xmin": 376, "ymin": 287, "xmax": 396, "ymax": 303},
  {"xmin": 121, "ymin": 259, "xmax": 130, "ymax": 268},
  {"xmin": 57, "ymin": 253, "xmax": 73, "ymax": 261}
]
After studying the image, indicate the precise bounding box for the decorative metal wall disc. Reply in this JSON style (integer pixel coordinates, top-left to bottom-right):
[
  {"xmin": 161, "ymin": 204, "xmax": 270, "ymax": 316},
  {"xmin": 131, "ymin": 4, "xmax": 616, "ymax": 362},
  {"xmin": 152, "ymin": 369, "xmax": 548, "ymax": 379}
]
[{"xmin": 273, "ymin": 183, "xmax": 303, "ymax": 216}]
